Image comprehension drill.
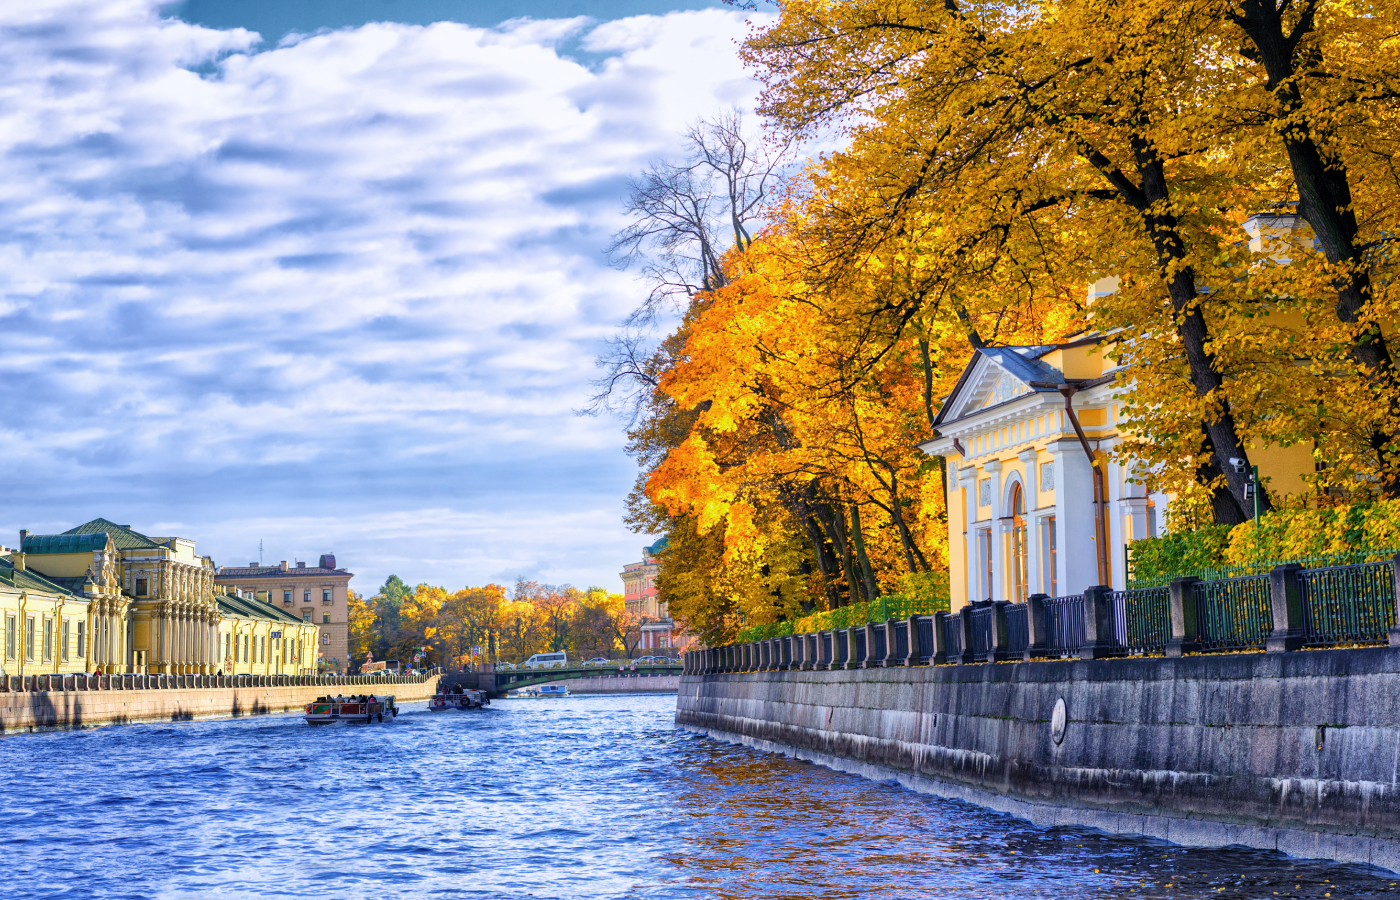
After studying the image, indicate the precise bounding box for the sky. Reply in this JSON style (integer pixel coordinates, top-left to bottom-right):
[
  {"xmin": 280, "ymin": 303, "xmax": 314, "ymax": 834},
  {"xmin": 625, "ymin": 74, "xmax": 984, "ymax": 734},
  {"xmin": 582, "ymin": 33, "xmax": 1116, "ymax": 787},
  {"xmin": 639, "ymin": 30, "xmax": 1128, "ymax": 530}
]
[{"xmin": 0, "ymin": 0, "xmax": 766, "ymax": 594}]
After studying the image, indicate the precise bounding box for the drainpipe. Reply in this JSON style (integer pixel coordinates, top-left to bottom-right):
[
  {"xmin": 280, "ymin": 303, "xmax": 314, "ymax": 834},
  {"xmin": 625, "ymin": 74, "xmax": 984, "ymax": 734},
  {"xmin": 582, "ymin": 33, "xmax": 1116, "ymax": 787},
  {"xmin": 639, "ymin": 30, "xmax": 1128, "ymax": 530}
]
[{"xmin": 1058, "ymin": 385, "xmax": 1111, "ymax": 588}]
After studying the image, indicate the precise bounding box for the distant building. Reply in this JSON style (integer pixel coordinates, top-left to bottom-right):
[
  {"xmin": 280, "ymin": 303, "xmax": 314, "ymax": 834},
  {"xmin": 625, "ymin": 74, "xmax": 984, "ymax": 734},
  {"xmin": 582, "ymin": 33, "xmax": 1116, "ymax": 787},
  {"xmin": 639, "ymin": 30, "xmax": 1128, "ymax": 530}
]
[
  {"xmin": 620, "ymin": 538, "xmax": 691, "ymax": 654},
  {"xmin": 216, "ymin": 556, "xmax": 353, "ymax": 673}
]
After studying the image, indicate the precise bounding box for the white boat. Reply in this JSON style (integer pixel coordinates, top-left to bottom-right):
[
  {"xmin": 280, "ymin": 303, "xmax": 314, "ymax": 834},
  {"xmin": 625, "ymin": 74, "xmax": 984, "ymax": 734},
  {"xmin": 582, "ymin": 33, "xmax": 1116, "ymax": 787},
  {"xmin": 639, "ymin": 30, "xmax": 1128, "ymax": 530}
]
[
  {"xmin": 304, "ymin": 694, "xmax": 398, "ymax": 724},
  {"xmin": 428, "ymin": 689, "xmax": 488, "ymax": 711},
  {"xmin": 509, "ymin": 683, "xmax": 571, "ymax": 698}
]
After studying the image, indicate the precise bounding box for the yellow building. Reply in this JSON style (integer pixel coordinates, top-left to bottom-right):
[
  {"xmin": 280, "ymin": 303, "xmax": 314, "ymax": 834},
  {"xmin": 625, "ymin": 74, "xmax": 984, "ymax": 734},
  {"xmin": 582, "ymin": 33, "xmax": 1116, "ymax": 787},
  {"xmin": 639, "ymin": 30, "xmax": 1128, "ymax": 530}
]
[
  {"xmin": 215, "ymin": 586, "xmax": 319, "ymax": 676},
  {"xmin": 919, "ymin": 335, "xmax": 1313, "ymax": 611},
  {"xmin": 14, "ymin": 519, "xmax": 320, "ymax": 675},
  {"xmin": 0, "ymin": 553, "xmax": 97, "ymax": 676}
]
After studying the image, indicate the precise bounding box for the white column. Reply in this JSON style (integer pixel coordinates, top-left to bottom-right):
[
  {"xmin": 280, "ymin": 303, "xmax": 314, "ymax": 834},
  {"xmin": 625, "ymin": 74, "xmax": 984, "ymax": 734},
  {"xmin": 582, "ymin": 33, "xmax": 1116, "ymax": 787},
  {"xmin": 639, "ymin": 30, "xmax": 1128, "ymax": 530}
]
[
  {"xmin": 1049, "ymin": 437, "xmax": 1100, "ymax": 595},
  {"xmin": 1018, "ymin": 448, "xmax": 1041, "ymax": 598},
  {"xmin": 958, "ymin": 466, "xmax": 978, "ymax": 610},
  {"xmin": 984, "ymin": 459, "xmax": 1005, "ymax": 602}
]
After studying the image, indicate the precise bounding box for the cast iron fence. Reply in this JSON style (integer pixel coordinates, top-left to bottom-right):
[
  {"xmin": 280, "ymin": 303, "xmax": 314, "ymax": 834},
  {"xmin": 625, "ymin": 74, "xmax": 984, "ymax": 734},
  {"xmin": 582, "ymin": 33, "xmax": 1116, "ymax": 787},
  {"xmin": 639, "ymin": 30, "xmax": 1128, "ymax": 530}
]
[
  {"xmin": 1193, "ymin": 574, "xmax": 1272, "ymax": 651},
  {"xmin": 893, "ymin": 620, "xmax": 909, "ymax": 661},
  {"xmin": 1006, "ymin": 603, "xmax": 1029, "ymax": 656},
  {"xmin": 1299, "ymin": 561, "xmax": 1396, "ymax": 647},
  {"xmin": 1045, "ymin": 594, "xmax": 1086, "ymax": 656},
  {"xmin": 943, "ymin": 614, "xmax": 964, "ymax": 661},
  {"xmin": 917, "ymin": 616, "xmax": 936, "ymax": 664},
  {"xmin": 1113, "ymin": 586, "xmax": 1171, "ymax": 655},
  {"xmin": 970, "ymin": 605, "xmax": 994, "ymax": 661}
]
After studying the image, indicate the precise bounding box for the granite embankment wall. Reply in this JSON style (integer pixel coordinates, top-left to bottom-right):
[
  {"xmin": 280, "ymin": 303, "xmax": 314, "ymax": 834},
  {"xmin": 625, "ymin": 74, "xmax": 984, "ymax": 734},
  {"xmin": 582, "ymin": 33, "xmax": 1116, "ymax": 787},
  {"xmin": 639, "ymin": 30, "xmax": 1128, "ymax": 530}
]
[
  {"xmin": 0, "ymin": 675, "xmax": 442, "ymax": 734},
  {"xmin": 677, "ymin": 649, "xmax": 1400, "ymax": 870},
  {"xmin": 569, "ymin": 674, "xmax": 679, "ymax": 693}
]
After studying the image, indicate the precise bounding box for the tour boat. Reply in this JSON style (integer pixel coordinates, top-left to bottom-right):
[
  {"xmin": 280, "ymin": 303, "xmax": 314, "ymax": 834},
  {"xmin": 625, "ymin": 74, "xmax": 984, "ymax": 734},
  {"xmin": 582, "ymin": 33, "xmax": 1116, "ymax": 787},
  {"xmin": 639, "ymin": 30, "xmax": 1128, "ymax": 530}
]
[
  {"xmin": 304, "ymin": 694, "xmax": 399, "ymax": 725},
  {"xmin": 509, "ymin": 684, "xmax": 571, "ymax": 699},
  {"xmin": 428, "ymin": 689, "xmax": 489, "ymax": 711}
]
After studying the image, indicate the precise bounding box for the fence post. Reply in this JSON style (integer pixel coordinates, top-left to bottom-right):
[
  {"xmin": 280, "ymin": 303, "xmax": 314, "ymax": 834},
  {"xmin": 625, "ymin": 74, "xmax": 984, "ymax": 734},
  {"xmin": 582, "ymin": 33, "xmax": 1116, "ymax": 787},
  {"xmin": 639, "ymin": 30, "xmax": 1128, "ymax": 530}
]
[
  {"xmin": 1080, "ymin": 585, "xmax": 1123, "ymax": 660},
  {"xmin": 882, "ymin": 618, "xmax": 898, "ymax": 667},
  {"xmin": 845, "ymin": 626, "xmax": 860, "ymax": 670},
  {"xmin": 903, "ymin": 615, "xmax": 921, "ymax": 666},
  {"xmin": 932, "ymin": 612, "xmax": 949, "ymax": 664},
  {"xmin": 1389, "ymin": 554, "xmax": 1400, "ymax": 648},
  {"xmin": 1024, "ymin": 593, "xmax": 1050, "ymax": 661},
  {"xmin": 1166, "ymin": 576, "xmax": 1201, "ymax": 658},
  {"xmin": 990, "ymin": 601, "xmax": 1013, "ymax": 662},
  {"xmin": 1267, "ymin": 563, "xmax": 1306, "ymax": 653},
  {"xmin": 958, "ymin": 606, "xmax": 977, "ymax": 665},
  {"xmin": 862, "ymin": 622, "xmax": 879, "ymax": 669}
]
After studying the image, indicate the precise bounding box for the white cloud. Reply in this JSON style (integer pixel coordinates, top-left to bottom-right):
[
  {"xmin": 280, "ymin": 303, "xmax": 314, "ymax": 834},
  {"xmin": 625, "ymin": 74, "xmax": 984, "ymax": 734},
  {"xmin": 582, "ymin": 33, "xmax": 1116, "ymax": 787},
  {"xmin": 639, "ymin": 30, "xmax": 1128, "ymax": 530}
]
[{"xmin": 0, "ymin": 0, "xmax": 767, "ymax": 591}]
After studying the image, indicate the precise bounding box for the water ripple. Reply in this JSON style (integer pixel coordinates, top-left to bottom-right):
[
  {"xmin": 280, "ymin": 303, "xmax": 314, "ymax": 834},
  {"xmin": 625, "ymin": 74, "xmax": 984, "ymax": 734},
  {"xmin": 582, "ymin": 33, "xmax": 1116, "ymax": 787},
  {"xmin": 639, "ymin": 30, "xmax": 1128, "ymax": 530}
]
[{"xmin": 0, "ymin": 694, "xmax": 1396, "ymax": 898}]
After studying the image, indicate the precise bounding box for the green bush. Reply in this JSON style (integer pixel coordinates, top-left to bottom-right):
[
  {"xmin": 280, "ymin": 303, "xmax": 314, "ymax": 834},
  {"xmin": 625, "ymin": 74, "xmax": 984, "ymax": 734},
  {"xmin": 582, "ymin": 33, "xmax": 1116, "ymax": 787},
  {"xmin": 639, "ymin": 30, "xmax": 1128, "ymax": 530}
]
[{"xmin": 1126, "ymin": 524, "xmax": 1234, "ymax": 587}]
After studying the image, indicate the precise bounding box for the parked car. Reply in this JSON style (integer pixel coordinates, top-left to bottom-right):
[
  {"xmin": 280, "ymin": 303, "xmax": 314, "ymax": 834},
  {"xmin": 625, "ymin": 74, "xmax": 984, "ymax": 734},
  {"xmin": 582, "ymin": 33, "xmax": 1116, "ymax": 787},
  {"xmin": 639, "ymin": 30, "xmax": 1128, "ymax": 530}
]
[
  {"xmin": 584, "ymin": 657, "xmax": 611, "ymax": 666},
  {"xmin": 524, "ymin": 652, "xmax": 568, "ymax": 669}
]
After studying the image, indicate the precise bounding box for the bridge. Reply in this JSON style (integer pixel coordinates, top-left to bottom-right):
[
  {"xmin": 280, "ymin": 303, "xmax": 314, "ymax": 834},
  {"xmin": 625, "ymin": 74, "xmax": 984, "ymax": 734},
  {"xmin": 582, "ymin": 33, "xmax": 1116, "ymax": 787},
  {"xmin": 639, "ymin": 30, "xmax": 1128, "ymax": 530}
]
[{"xmin": 442, "ymin": 662, "xmax": 683, "ymax": 697}]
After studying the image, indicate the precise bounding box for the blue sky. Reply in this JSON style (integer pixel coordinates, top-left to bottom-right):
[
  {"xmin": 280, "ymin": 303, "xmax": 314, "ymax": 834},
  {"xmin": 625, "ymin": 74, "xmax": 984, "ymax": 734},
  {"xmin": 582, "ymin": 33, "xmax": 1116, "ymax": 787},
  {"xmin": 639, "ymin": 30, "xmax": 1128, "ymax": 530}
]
[{"xmin": 0, "ymin": 0, "xmax": 764, "ymax": 594}]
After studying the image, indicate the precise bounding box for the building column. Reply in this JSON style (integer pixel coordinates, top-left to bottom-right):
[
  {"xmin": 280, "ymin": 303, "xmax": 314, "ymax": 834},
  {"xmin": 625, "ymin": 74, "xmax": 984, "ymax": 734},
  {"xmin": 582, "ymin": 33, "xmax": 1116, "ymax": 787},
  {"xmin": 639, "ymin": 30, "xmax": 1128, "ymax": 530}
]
[
  {"xmin": 958, "ymin": 466, "xmax": 978, "ymax": 610},
  {"xmin": 984, "ymin": 459, "xmax": 1006, "ymax": 602},
  {"xmin": 1019, "ymin": 448, "xmax": 1041, "ymax": 598},
  {"xmin": 1049, "ymin": 437, "xmax": 1101, "ymax": 596}
]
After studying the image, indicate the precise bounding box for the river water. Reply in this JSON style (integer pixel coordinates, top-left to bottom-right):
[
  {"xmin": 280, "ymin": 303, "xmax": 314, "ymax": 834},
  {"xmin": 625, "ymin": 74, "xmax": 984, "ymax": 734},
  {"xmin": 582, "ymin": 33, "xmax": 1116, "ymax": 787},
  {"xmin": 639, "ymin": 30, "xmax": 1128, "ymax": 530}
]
[{"xmin": 1, "ymin": 692, "xmax": 1397, "ymax": 899}]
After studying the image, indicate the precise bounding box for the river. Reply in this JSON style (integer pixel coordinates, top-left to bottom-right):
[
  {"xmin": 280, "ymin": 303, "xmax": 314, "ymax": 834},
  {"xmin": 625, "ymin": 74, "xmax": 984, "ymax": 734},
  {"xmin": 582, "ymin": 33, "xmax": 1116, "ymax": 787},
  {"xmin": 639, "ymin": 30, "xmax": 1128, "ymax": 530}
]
[{"xmin": 1, "ymin": 692, "xmax": 1397, "ymax": 899}]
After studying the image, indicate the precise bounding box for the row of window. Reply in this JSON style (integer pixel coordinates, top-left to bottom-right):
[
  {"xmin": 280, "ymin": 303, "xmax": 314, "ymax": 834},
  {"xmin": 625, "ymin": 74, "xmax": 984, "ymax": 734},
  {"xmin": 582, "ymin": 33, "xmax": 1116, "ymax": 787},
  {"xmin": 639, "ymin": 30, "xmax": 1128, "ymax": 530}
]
[
  {"xmin": 221, "ymin": 632, "xmax": 307, "ymax": 666},
  {"xmin": 4, "ymin": 615, "xmax": 86, "ymax": 662},
  {"xmin": 282, "ymin": 589, "xmax": 333, "ymax": 604}
]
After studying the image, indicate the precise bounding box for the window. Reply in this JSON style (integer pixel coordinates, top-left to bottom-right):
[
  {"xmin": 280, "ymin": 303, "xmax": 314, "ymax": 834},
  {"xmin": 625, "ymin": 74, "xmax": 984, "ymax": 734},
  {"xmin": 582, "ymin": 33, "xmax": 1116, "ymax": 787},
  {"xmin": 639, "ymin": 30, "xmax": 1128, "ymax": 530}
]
[
  {"xmin": 135, "ymin": 578, "xmax": 148, "ymax": 597},
  {"xmin": 25, "ymin": 617, "xmax": 35, "ymax": 660},
  {"xmin": 1040, "ymin": 462, "xmax": 1055, "ymax": 492},
  {"xmin": 241, "ymin": 634, "xmax": 248, "ymax": 662},
  {"xmin": 303, "ymin": 590, "xmax": 311, "ymax": 603},
  {"xmin": 978, "ymin": 479, "xmax": 991, "ymax": 507},
  {"xmin": 322, "ymin": 589, "xmax": 331, "ymax": 604},
  {"xmin": 77, "ymin": 621, "xmax": 85, "ymax": 657},
  {"xmin": 1042, "ymin": 516, "xmax": 1058, "ymax": 596},
  {"xmin": 61, "ymin": 620, "xmax": 70, "ymax": 661},
  {"xmin": 43, "ymin": 618, "xmax": 53, "ymax": 661},
  {"xmin": 1147, "ymin": 498, "xmax": 1158, "ymax": 539},
  {"xmin": 5, "ymin": 616, "xmax": 14, "ymax": 659},
  {"xmin": 302, "ymin": 610, "xmax": 311, "ymax": 622},
  {"xmin": 283, "ymin": 590, "xmax": 292, "ymax": 605},
  {"xmin": 322, "ymin": 633, "xmax": 330, "ymax": 645},
  {"xmin": 1011, "ymin": 483, "xmax": 1028, "ymax": 603},
  {"xmin": 323, "ymin": 614, "xmax": 331, "ymax": 624},
  {"xmin": 978, "ymin": 530, "xmax": 993, "ymax": 601}
]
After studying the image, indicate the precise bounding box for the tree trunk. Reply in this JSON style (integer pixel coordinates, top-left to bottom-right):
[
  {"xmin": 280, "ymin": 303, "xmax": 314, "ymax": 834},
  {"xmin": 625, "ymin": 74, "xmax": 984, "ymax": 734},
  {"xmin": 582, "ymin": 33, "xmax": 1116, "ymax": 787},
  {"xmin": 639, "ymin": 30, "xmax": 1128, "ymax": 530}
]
[
  {"xmin": 848, "ymin": 504, "xmax": 880, "ymax": 602},
  {"xmin": 1230, "ymin": 0, "xmax": 1400, "ymax": 495}
]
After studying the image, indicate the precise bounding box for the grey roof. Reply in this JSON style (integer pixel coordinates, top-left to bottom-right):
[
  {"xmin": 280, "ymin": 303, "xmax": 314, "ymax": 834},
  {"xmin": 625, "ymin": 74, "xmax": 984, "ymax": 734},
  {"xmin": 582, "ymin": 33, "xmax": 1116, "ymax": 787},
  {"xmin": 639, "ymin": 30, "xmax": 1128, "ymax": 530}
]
[
  {"xmin": 932, "ymin": 339, "xmax": 1111, "ymax": 429},
  {"xmin": 61, "ymin": 518, "xmax": 162, "ymax": 550},
  {"xmin": 22, "ymin": 533, "xmax": 109, "ymax": 555},
  {"xmin": 216, "ymin": 593, "xmax": 308, "ymax": 625},
  {"xmin": 217, "ymin": 564, "xmax": 350, "ymax": 578}
]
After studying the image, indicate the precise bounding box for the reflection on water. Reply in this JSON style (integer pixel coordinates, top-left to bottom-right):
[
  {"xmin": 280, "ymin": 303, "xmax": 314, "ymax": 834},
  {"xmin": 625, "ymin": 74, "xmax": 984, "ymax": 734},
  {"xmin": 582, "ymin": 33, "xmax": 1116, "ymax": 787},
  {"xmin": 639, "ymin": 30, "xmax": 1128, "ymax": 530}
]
[{"xmin": 0, "ymin": 693, "xmax": 1395, "ymax": 898}]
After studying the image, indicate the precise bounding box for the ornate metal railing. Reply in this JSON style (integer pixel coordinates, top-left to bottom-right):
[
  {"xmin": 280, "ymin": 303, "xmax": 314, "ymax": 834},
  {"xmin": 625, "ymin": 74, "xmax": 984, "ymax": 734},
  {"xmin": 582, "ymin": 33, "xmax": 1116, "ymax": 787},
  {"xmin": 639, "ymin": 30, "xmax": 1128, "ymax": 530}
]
[
  {"xmin": 1114, "ymin": 586, "xmax": 1171, "ymax": 655},
  {"xmin": 1299, "ymin": 561, "xmax": 1396, "ymax": 647},
  {"xmin": 1006, "ymin": 603, "xmax": 1029, "ymax": 656},
  {"xmin": 1045, "ymin": 594, "xmax": 1085, "ymax": 656},
  {"xmin": 691, "ymin": 556, "xmax": 1400, "ymax": 676},
  {"xmin": 1193, "ymin": 575, "xmax": 1272, "ymax": 651}
]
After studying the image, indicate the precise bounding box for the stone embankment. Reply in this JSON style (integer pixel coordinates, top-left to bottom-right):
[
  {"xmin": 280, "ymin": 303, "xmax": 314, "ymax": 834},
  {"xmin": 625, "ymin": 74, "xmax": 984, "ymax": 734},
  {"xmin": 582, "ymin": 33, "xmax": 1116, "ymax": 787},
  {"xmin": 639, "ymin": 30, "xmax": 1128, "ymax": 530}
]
[
  {"xmin": 0, "ymin": 672, "xmax": 443, "ymax": 734},
  {"xmin": 677, "ymin": 650, "xmax": 1400, "ymax": 871},
  {"xmin": 568, "ymin": 674, "xmax": 679, "ymax": 693}
]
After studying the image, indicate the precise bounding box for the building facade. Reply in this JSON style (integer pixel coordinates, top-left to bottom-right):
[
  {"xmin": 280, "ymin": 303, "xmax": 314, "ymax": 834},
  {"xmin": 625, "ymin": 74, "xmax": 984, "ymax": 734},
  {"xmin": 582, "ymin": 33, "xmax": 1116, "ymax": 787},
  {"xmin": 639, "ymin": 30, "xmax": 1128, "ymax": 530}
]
[
  {"xmin": 11, "ymin": 519, "xmax": 323, "ymax": 675},
  {"xmin": 621, "ymin": 538, "xmax": 693, "ymax": 654},
  {"xmin": 215, "ymin": 585, "xmax": 320, "ymax": 676},
  {"xmin": 0, "ymin": 553, "xmax": 97, "ymax": 676},
  {"xmin": 215, "ymin": 556, "xmax": 353, "ymax": 673},
  {"xmin": 918, "ymin": 337, "xmax": 1312, "ymax": 612}
]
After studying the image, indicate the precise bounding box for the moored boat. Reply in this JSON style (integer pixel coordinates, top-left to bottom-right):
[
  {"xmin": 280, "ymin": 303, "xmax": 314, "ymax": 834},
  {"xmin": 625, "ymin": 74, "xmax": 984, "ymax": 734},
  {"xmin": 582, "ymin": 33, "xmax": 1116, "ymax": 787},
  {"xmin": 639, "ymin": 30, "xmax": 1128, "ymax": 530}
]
[
  {"xmin": 508, "ymin": 683, "xmax": 571, "ymax": 699},
  {"xmin": 304, "ymin": 694, "xmax": 398, "ymax": 725},
  {"xmin": 428, "ymin": 689, "xmax": 488, "ymax": 711}
]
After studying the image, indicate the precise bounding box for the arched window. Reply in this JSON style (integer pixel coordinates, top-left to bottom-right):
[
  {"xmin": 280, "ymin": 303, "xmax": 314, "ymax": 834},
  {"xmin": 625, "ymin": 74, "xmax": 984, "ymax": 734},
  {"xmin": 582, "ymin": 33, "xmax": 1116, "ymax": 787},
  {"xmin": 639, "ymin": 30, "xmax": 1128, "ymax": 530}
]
[{"xmin": 1011, "ymin": 482, "xmax": 1029, "ymax": 602}]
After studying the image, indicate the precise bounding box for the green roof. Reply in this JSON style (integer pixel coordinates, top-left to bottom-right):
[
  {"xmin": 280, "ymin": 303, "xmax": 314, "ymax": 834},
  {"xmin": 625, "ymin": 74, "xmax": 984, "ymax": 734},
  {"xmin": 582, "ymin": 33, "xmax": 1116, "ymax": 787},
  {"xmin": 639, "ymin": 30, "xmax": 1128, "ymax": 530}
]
[
  {"xmin": 22, "ymin": 533, "xmax": 109, "ymax": 555},
  {"xmin": 61, "ymin": 518, "xmax": 161, "ymax": 550},
  {"xmin": 0, "ymin": 557, "xmax": 78, "ymax": 598},
  {"xmin": 217, "ymin": 593, "xmax": 307, "ymax": 625}
]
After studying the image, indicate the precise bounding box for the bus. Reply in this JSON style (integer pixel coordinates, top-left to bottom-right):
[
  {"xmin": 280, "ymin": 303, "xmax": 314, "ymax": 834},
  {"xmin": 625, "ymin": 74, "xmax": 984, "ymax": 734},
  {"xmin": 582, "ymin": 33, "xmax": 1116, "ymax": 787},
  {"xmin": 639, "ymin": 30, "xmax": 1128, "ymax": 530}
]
[{"xmin": 523, "ymin": 652, "xmax": 568, "ymax": 670}]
